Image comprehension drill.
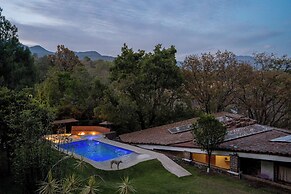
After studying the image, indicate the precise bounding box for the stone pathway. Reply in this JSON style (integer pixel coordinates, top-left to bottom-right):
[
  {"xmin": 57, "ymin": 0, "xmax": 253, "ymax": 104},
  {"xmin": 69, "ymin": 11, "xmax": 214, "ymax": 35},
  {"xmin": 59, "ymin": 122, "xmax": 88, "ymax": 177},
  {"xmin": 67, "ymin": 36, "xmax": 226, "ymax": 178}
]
[{"xmin": 98, "ymin": 138, "xmax": 191, "ymax": 178}]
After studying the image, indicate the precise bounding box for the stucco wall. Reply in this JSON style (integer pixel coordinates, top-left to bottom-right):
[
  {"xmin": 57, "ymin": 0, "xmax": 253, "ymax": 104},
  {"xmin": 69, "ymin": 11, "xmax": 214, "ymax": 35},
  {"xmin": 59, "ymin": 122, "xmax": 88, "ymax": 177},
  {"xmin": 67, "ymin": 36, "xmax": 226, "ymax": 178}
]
[
  {"xmin": 192, "ymin": 153, "xmax": 207, "ymax": 163},
  {"xmin": 216, "ymin": 155, "xmax": 230, "ymax": 170},
  {"xmin": 192, "ymin": 153, "xmax": 230, "ymax": 170}
]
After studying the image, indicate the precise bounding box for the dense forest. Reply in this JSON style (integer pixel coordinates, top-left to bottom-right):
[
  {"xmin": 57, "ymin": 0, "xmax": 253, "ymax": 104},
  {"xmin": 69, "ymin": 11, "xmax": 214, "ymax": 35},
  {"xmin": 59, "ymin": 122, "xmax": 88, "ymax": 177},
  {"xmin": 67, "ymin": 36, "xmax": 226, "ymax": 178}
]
[{"xmin": 0, "ymin": 7, "xmax": 290, "ymax": 193}]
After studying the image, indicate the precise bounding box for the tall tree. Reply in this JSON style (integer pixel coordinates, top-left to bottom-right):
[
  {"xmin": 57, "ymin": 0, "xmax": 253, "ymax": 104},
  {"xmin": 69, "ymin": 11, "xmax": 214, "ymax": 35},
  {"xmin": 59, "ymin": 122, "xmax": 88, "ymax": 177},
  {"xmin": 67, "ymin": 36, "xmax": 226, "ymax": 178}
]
[
  {"xmin": 36, "ymin": 46, "xmax": 105, "ymax": 119},
  {"xmin": 0, "ymin": 8, "xmax": 36, "ymax": 89},
  {"xmin": 48, "ymin": 45, "xmax": 82, "ymax": 71},
  {"xmin": 254, "ymin": 52, "xmax": 291, "ymax": 73},
  {"xmin": 36, "ymin": 67, "xmax": 102, "ymax": 119},
  {"xmin": 182, "ymin": 51, "xmax": 240, "ymax": 113},
  {"xmin": 34, "ymin": 55, "xmax": 54, "ymax": 82},
  {"xmin": 0, "ymin": 87, "xmax": 55, "ymax": 192},
  {"xmin": 236, "ymin": 55, "xmax": 291, "ymax": 128},
  {"xmin": 192, "ymin": 114, "xmax": 227, "ymax": 173},
  {"xmin": 81, "ymin": 58, "xmax": 112, "ymax": 83},
  {"xmin": 97, "ymin": 44, "xmax": 191, "ymax": 131}
]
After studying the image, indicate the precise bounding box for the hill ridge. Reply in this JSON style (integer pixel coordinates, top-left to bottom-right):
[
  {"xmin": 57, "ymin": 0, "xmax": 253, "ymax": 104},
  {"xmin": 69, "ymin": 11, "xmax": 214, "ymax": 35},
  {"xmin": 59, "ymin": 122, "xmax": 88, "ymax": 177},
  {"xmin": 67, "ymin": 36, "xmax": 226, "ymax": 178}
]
[{"xmin": 28, "ymin": 45, "xmax": 115, "ymax": 61}]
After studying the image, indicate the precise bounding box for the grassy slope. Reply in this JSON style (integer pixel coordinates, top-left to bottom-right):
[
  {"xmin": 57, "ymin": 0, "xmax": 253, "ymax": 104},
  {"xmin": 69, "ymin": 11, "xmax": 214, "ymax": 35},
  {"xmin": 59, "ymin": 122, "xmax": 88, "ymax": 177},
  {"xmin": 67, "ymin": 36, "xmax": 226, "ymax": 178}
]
[
  {"xmin": 0, "ymin": 150, "xmax": 283, "ymax": 194},
  {"xmin": 65, "ymin": 158, "xmax": 279, "ymax": 194}
]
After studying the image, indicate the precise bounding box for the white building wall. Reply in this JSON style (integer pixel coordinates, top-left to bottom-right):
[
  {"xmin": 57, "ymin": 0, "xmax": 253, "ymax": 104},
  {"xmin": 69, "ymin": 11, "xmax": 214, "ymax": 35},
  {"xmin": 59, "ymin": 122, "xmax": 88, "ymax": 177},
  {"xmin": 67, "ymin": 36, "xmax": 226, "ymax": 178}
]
[
  {"xmin": 137, "ymin": 144, "xmax": 291, "ymax": 163},
  {"xmin": 261, "ymin": 160, "xmax": 274, "ymax": 180}
]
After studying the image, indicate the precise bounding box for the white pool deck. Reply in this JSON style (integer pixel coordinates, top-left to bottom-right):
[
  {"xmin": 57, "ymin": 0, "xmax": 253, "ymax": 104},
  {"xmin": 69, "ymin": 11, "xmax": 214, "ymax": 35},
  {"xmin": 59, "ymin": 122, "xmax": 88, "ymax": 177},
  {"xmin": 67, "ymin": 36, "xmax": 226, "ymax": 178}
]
[
  {"xmin": 98, "ymin": 138, "xmax": 192, "ymax": 178},
  {"xmin": 56, "ymin": 136, "xmax": 191, "ymax": 177}
]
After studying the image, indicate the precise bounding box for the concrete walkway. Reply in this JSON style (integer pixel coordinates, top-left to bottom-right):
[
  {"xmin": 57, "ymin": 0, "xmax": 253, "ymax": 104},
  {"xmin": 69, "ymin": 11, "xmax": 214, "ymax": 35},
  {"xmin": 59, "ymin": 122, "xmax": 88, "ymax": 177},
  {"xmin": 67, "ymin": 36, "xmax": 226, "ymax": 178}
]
[{"xmin": 98, "ymin": 138, "xmax": 191, "ymax": 178}]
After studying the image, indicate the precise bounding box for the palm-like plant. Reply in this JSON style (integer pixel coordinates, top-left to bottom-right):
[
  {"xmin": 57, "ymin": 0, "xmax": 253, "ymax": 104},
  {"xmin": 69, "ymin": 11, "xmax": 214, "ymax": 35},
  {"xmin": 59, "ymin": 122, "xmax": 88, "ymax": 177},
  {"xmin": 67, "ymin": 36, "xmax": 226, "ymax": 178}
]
[
  {"xmin": 116, "ymin": 177, "xmax": 136, "ymax": 194},
  {"xmin": 80, "ymin": 176, "xmax": 100, "ymax": 194},
  {"xmin": 61, "ymin": 173, "xmax": 81, "ymax": 194},
  {"xmin": 37, "ymin": 170, "xmax": 59, "ymax": 194},
  {"xmin": 74, "ymin": 157, "xmax": 88, "ymax": 171}
]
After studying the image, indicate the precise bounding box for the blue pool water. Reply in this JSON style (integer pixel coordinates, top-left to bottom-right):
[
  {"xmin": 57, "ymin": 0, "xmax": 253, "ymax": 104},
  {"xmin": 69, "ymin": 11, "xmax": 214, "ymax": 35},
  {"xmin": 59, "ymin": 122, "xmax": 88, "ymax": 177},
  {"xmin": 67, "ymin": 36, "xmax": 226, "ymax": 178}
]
[{"xmin": 59, "ymin": 140, "xmax": 132, "ymax": 162}]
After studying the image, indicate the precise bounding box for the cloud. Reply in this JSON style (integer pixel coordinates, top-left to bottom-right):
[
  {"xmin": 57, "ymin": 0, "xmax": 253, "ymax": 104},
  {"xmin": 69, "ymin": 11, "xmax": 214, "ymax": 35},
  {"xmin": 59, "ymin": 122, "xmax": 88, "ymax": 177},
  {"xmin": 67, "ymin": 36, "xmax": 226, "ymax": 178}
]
[
  {"xmin": 1, "ymin": 1, "xmax": 70, "ymax": 27},
  {"xmin": 2, "ymin": 0, "xmax": 291, "ymax": 60}
]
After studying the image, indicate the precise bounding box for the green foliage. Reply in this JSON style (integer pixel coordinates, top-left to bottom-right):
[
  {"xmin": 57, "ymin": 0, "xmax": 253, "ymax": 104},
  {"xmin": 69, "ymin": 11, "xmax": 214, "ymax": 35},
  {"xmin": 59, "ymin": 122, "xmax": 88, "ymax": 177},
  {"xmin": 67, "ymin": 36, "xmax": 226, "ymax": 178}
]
[
  {"xmin": 1, "ymin": 157, "xmax": 282, "ymax": 194},
  {"xmin": 0, "ymin": 8, "xmax": 36, "ymax": 89},
  {"xmin": 97, "ymin": 44, "xmax": 192, "ymax": 131},
  {"xmin": 34, "ymin": 55, "xmax": 55, "ymax": 82},
  {"xmin": 31, "ymin": 158, "xmax": 281, "ymax": 194},
  {"xmin": 35, "ymin": 45, "xmax": 107, "ymax": 120},
  {"xmin": 116, "ymin": 177, "xmax": 136, "ymax": 194},
  {"xmin": 34, "ymin": 46, "xmax": 109, "ymax": 120},
  {"xmin": 192, "ymin": 114, "xmax": 227, "ymax": 172},
  {"xmin": 80, "ymin": 176, "xmax": 100, "ymax": 194},
  {"xmin": 74, "ymin": 157, "xmax": 88, "ymax": 172},
  {"xmin": 61, "ymin": 173, "xmax": 81, "ymax": 194},
  {"xmin": 0, "ymin": 87, "xmax": 56, "ymax": 192},
  {"xmin": 192, "ymin": 114, "xmax": 227, "ymax": 152},
  {"xmin": 38, "ymin": 170, "xmax": 60, "ymax": 194},
  {"xmin": 0, "ymin": 7, "xmax": 18, "ymax": 41},
  {"xmin": 36, "ymin": 64, "xmax": 106, "ymax": 119},
  {"xmin": 81, "ymin": 58, "xmax": 112, "ymax": 83}
]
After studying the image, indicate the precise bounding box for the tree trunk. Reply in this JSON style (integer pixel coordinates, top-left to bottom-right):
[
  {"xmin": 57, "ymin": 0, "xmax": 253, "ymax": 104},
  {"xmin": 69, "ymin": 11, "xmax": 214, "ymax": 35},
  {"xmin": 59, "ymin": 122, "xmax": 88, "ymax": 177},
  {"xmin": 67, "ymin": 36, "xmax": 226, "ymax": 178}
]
[{"xmin": 207, "ymin": 152, "xmax": 212, "ymax": 173}]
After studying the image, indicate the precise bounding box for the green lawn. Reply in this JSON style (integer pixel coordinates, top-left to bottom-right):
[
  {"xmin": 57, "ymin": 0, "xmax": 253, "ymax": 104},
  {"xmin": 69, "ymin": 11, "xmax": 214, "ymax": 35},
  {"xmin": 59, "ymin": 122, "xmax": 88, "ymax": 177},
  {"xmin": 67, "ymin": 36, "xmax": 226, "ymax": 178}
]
[
  {"xmin": 59, "ymin": 157, "xmax": 281, "ymax": 194},
  {"xmin": 0, "ymin": 152, "xmax": 286, "ymax": 194}
]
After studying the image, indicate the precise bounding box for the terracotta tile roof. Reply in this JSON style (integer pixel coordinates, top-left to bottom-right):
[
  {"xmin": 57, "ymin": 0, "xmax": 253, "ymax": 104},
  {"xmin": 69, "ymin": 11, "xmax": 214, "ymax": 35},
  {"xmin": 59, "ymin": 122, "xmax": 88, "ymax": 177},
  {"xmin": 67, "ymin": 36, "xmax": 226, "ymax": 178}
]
[
  {"xmin": 120, "ymin": 111, "xmax": 291, "ymax": 156},
  {"xmin": 170, "ymin": 141, "xmax": 199, "ymax": 148},
  {"xmin": 219, "ymin": 129, "xmax": 291, "ymax": 156},
  {"xmin": 172, "ymin": 128, "xmax": 291, "ymax": 157},
  {"xmin": 119, "ymin": 118, "xmax": 197, "ymax": 145},
  {"xmin": 119, "ymin": 112, "xmax": 251, "ymax": 145}
]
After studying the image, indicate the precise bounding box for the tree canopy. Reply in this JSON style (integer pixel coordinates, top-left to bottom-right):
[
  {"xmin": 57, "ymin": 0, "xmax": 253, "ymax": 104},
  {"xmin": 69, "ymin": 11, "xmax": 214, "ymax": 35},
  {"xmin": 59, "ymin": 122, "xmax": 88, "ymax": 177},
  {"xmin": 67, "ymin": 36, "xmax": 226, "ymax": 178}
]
[
  {"xmin": 48, "ymin": 44, "xmax": 82, "ymax": 71},
  {"xmin": 96, "ymin": 44, "xmax": 193, "ymax": 132},
  {"xmin": 0, "ymin": 87, "xmax": 55, "ymax": 192},
  {"xmin": 192, "ymin": 114, "xmax": 227, "ymax": 172},
  {"xmin": 0, "ymin": 8, "xmax": 36, "ymax": 90},
  {"xmin": 183, "ymin": 51, "xmax": 291, "ymax": 129},
  {"xmin": 236, "ymin": 53, "xmax": 291, "ymax": 128},
  {"xmin": 182, "ymin": 51, "xmax": 240, "ymax": 113},
  {"xmin": 36, "ymin": 45, "xmax": 106, "ymax": 119}
]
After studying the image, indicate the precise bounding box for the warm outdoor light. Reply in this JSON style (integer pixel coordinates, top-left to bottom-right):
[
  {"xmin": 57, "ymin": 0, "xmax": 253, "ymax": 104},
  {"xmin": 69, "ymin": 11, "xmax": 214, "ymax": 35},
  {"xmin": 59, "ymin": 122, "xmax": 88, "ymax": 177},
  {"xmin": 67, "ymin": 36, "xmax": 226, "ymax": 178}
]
[{"xmin": 78, "ymin": 132, "xmax": 85, "ymax": 135}]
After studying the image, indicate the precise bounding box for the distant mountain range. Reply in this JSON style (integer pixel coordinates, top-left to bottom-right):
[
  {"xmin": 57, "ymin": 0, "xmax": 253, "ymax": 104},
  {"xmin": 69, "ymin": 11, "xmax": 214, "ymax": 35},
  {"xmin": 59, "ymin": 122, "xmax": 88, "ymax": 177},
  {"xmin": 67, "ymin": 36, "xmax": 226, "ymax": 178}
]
[
  {"xmin": 28, "ymin": 45, "xmax": 256, "ymax": 66},
  {"xmin": 28, "ymin": 45, "xmax": 115, "ymax": 61},
  {"xmin": 236, "ymin": 55, "xmax": 256, "ymax": 66}
]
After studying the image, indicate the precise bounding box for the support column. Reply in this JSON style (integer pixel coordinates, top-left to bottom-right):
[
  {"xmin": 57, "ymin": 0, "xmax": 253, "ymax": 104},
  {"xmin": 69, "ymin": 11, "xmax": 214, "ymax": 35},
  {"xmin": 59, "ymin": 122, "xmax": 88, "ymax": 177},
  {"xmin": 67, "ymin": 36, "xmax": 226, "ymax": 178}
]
[{"xmin": 230, "ymin": 153, "xmax": 240, "ymax": 173}]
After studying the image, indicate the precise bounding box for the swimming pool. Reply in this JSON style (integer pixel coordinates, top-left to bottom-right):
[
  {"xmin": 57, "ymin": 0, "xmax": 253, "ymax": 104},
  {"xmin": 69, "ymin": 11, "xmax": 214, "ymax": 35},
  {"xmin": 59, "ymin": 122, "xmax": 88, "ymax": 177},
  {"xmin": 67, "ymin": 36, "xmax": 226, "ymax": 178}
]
[{"xmin": 59, "ymin": 140, "xmax": 133, "ymax": 162}]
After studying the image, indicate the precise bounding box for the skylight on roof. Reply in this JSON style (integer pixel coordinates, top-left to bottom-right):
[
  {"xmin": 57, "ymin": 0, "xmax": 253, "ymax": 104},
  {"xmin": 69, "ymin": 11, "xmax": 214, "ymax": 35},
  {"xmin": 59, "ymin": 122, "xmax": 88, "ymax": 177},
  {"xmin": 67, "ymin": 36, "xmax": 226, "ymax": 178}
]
[
  {"xmin": 224, "ymin": 124, "xmax": 272, "ymax": 141},
  {"xmin": 168, "ymin": 124, "xmax": 192, "ymax": 134},
  {"xmin": 270, "ymin": 135, "xmax": 291, "ymax": 143},
  {"xmin": 216, "ymin": 116, "xmax": 233, "ymax": 123}
]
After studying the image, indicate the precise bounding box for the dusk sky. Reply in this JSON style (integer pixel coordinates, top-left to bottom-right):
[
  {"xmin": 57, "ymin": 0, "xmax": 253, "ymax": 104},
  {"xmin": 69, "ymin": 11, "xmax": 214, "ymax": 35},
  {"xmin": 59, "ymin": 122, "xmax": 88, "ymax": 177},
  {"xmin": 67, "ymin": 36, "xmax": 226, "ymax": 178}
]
[{"xmin": 2, "ymin": 0, "xmax": 291, "ymax": 60}]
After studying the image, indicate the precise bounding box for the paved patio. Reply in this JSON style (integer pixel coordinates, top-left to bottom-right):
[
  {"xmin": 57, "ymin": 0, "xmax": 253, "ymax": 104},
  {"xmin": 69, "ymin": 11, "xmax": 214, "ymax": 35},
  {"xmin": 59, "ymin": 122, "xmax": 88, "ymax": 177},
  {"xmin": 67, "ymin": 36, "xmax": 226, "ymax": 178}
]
[
  {"xmin": 98, "ymin": 138, "xmax": 191, "ymax": 177},
  {"xmin": 53, "ymin": 135, "xmax": 191, "ymax": 177}
]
